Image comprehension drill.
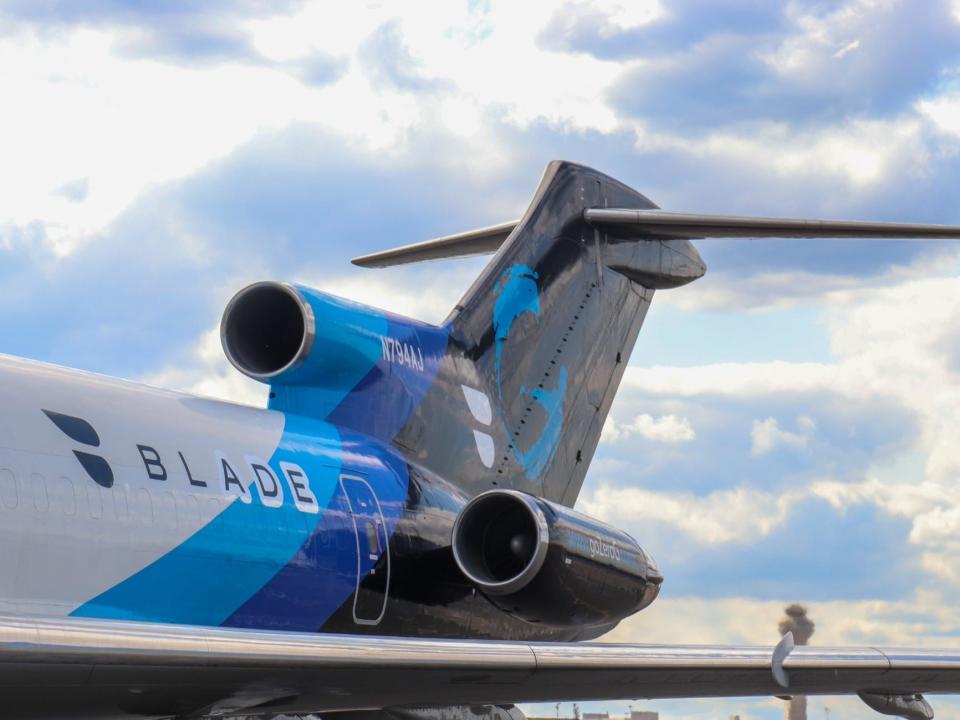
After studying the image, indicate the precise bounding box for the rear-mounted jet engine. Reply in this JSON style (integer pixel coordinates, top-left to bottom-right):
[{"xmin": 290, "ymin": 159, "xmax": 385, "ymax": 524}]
[{"xmin": 451, "ymin": 489, "xmax": 662, "ymax": 626}]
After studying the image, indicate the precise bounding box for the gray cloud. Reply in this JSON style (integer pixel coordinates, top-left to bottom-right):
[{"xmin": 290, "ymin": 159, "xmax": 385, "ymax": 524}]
[
  {"xmin": 539, "ymin": 0, "xmax": 785, "ymax": 60},
  {"xmin": 55, "ymin": 177, "xmax": 89, "ymax": 203},
  {"xmin": 359, "ymin": 20, "xmax": 452, "ymax": 94},
  {"xmin": 657, "ymin": 496, "xmax": 921, "ymax": 601},
  {"xmin": 293, "ymin": 53, "xmax": 349, "ymax": 87},
  {"xmin": 597, "ymin": 391, "xmax": 918, "ymax": 496},
  {"xmin": 542, "ymin": 0, "xmax": 960, "ymax": 134},
  {"xmin": 0, "ymin": 1, "xmax": 337, "ymax": 71}
]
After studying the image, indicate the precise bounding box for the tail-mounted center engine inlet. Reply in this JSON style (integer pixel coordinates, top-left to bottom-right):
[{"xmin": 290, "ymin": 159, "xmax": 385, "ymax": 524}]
[
  {"xmin": 220, "ymin": 281, "xmax": 390, "ymax": 389},
  {"xmin": 220, "ymin": 281, "xmax": 316, "ymax": 381}
]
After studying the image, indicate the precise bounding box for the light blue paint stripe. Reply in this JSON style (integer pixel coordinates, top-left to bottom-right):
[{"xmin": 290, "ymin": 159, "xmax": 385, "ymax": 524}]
[
  {"xmin": 514, "ymin": 366, "xmax": 568, "ymax": 478},
  {"xmin": 72, "ymin": 415, "xmax": 343, "ymax": 626},
  {"xmin": 271, "ymin": 286, "xmax": 390, "ymax": 419},
  {"xmin": 296, "ymin": 284, "xmax": 388, "ymax": 393},
  {"xmin": 493, "ymin": 265, "xmax": 540, "ymax": 394}
]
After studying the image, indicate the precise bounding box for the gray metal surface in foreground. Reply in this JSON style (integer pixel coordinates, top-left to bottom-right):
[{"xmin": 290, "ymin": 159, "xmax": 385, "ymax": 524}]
[{"xmin": 3, "ymin": 616, "xmax": 960, "ymax": 718}]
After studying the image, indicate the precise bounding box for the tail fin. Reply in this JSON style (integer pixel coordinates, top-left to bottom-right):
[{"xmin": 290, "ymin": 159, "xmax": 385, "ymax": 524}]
[
  {"xmin": 447, "ymin": 162, "xmax": 704, "ymax": 504},
  {"xmin": 387, "ymin": 161, "xmax": 704, "ymax": 506}
]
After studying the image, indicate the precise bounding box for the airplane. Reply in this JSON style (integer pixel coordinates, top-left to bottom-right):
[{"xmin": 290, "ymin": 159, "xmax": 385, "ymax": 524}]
[{"xmin": 2, "ymin": 160, "xmax": 960, "ymax": 720}]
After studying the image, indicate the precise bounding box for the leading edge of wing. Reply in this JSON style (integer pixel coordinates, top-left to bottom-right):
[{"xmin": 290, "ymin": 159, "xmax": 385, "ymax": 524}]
[
  {"xmin": 5, "ymin": 615, "xmax": 960, "ymax": 713},
  {"xmin": 584, "ymin": 208, "xmax": 960, "ymax": 239}
]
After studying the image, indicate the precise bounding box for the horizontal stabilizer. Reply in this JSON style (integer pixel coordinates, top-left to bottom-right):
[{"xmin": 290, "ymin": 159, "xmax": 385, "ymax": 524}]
[
  {"xmin": 352, "ymin": 208, "xmax": 960, "ymax": 269},
  {"xmin": 585, "ymin": 208, "xmax": 960, "ymax": 239},
  {"xmin": 352, "ymin": 220, "xmax": 519, "ymax": 268}
]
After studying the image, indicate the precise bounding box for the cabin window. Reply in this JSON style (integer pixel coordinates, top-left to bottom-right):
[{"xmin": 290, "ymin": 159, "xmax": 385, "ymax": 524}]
[
  {"xmin": 0, "ymin": 468, "xmax": 17, "ymax": 510},
  {"xmin": 112, "ymin": 485, "xmax": 129, "ymax": 520},
  {"xmin": 31, "ymin": 473, "xmax": 48, "ymax": 513},
  {"xmin": 156, "ymin": 491, "xmax": 177, "ymax": 530},
  {"xmin": 135, "ymin": 488, "xmax": 153, "ymax": 525},
  {"xmin": 132, "ymin": 488, "xmax": 153, "ymax": 552},
  {"xmin": 86, "ymin": 483, "xmax": 102, "ymax": 519},
  {"xmin": 55, "ymin": 476, "xmax": 76, "ymax": 516},
  {"xmin": 177, "ymin": 494, "xmax": 200, "ymax": 529}
]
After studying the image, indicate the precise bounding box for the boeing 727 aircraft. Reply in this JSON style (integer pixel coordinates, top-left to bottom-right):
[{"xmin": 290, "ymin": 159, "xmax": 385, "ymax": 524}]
[{"xmin": 3, "ymin": 161, "xmax": 960, "ymax": 720}]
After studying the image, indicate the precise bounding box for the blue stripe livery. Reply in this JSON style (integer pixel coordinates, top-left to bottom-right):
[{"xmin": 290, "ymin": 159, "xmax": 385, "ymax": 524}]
[
  {"xmin": 74, "ymin": 293, "xmax": 434, "ymax": 630},
  {"xmin": 225, "ymin": 429, "xmax": 409, "ymax": 631},
  {"xmin": 268, "ymin": 286, "xmax": 450, "ymax": 443},
  {"xmin": 72, "ymin": 416, "xmax": 344, "ymax": 626},
  {"xmin": 268, "ymin": 287, "xmax": 391, "ymax": 418},
  {"xmin": 327, "ymin": 315, "xmax": 448, "ymax": 443}
]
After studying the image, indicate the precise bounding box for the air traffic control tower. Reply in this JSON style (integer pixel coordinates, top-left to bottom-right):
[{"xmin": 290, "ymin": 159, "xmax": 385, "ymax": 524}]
[{"xmin": 779, "ymin": 605, "xmax": 815, "ymax": 720}]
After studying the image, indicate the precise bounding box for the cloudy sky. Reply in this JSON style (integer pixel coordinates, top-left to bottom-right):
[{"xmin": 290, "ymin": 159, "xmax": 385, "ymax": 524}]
[{"xmin": 4, "ymin": 1, "xmax": 960, "ymax": 718}]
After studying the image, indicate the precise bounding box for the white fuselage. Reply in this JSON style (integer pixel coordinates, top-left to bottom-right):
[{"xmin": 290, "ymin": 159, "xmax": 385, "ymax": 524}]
[{"xmin": 0, "ymin": 353, "xmax": 288, "ymax": 618}]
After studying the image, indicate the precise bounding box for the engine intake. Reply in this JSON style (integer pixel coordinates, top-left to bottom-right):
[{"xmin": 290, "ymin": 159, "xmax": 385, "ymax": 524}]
[
  {"xmin": 452, "ymin": 490, "xmax": 549, "ymax": 596},
  {"xmin": 220, "ymin": 280, "xmax": 391, "ymax": 392},
  {"xmin": 221, "ymin": 282, "xmax": 315, "ymax": 380},
  {"xmin": 452, "ymin": 490, "xmax": 662, "ymax": 626}
]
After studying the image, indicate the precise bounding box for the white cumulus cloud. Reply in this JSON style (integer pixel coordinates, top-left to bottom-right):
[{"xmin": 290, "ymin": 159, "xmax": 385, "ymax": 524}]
[
  {"xmin": 602, "ymin": 413, "xmax": 696, "ymax": 444},
  {"xmin": 750, "ymin": 415, "xmax": 815, "ymax": 455},
  {"xmin": 578, "ymin": 484, "xmax": 799, "ymax": 544}
]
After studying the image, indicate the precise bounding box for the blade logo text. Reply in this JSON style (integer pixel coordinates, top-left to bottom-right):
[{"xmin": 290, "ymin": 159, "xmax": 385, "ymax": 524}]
[{"xmin": 43, "ymin": 409, "xmax": 318, "ymax": 513}]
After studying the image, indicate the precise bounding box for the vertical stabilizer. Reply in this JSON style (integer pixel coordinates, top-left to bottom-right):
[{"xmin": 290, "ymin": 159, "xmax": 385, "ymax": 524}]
[{"xmin": 393, "ymin": 161, "xmax": 704, "ymax": 505}]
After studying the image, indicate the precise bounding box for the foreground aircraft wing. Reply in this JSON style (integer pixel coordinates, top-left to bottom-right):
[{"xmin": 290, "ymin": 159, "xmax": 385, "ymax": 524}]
[
  {"xmin": 351, "ymin": 210, "xmax": 960, "ymax": 267},
  {"xmin": 2, "ymin": 616, "xmax": 956, "ymax": 719}
]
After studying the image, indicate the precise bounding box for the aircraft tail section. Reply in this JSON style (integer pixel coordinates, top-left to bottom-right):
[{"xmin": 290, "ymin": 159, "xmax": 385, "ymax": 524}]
[
  {"xmin": 445, "ymin": 162, "xmax": 703, "ymax": 504},
  {"xmin": 382, "ymin": 162, "xmax": 702, "ymax": 506}
]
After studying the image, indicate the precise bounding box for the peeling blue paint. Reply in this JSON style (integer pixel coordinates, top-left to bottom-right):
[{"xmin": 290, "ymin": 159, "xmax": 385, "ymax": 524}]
[
  {"xmin": 513, "ymin": 366, "xmax": 567, "ymax": 479},
  {"xmin": 492, "ymin": 265, "xmax": 540, "ymax": 394}
]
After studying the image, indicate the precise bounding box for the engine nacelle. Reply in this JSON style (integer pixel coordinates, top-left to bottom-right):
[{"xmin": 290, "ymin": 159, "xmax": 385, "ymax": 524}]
[
  {"xmin": 220, "ymin": 281, "xmax": 387, "ymax": 386},
  {"xmin": 452, "ymin": 490, "xmax": 662, "ymax": 626}
]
